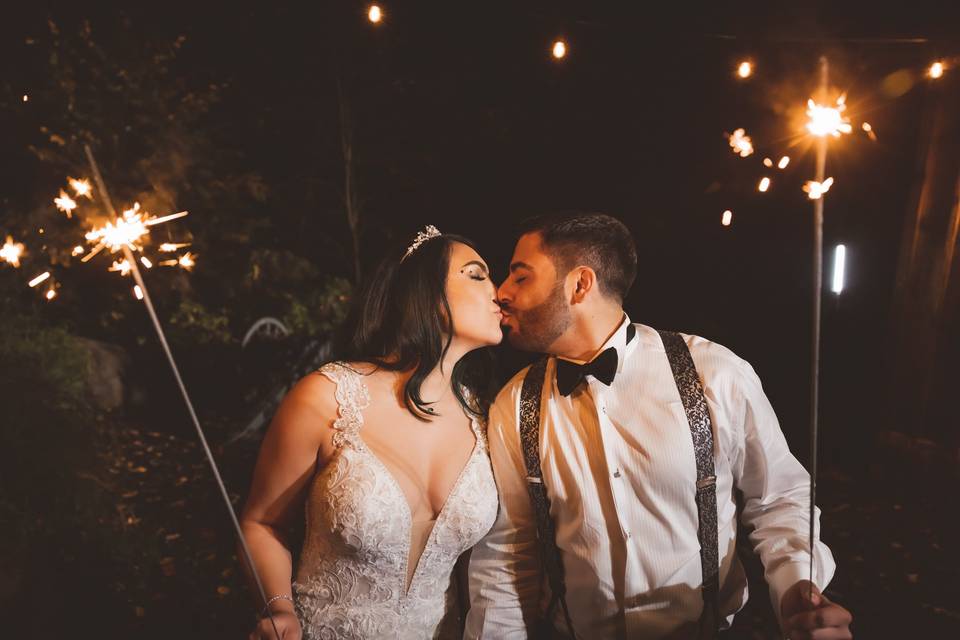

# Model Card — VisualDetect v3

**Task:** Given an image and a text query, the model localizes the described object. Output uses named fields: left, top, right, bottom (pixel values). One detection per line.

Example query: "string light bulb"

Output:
left=552, top=40, right=567, bottom=60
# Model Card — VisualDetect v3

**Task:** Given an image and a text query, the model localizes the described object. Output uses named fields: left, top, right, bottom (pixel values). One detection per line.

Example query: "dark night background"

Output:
left=1, top=1, right=958, bottom=638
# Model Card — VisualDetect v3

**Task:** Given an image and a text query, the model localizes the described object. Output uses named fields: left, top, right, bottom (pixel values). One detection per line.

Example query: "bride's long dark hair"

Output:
left=332, top=231, right=497, bottom=420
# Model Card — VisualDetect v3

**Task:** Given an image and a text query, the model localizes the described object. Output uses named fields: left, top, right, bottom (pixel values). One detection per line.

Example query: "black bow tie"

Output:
left=555, top=323, right=636, bottom=397
left=556, top=347, right=618, bottom=396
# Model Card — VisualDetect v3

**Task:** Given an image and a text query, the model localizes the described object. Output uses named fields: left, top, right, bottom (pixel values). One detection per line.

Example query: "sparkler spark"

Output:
left=737, top=61, right=753, bottom=79
left=367, top=4, right=382, bottom=24
left=140, top=256, right=153, bottom=269
left=722, top=210, right=733, bottom=226
left=1, top=235, right=25, bottom=267
left=763, top=157, right=773, bottom=167
left=778, top=155, right=791, bottom=169
left=109, top=259, right=133, bottom=276
left=69, top=178, right=93, bottom=199
left=159, top=242, right=191, bottom=252
left=862, top=122, right=877, bottom=141
left=22, top=94, right=29, bottom=102
left=72, top=245, right=84, bottom=256
left=134, top=285, right=144, bottom=300
left=928, top=61, right=945, bottom=79
left=45, top=288, right=57, bottom=301
left=728, top=128, right=754, bottom=157
left=806, top=96, right=852, bottom=138
left=160, top=251, right=197, bottom=270
left=28, top=271, right=50, bottom=287
left=54, top=190, right=78, bottom=217
left=758, top=177, right=771, bottom=192
left=803, top=177, right=834, bottom=200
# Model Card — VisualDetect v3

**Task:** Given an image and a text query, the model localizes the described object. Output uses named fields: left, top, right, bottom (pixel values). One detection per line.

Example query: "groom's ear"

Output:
left=570, top=266, right=597, bottom=303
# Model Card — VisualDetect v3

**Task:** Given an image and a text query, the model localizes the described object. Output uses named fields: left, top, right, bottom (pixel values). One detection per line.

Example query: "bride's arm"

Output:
left=238, top=374, right=338, bottom=627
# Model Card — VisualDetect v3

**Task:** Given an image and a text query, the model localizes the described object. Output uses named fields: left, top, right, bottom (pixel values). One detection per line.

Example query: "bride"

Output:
left=241, top=226, right=503, bottom=639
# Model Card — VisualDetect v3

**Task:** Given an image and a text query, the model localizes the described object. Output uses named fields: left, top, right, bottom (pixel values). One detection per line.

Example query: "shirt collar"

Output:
left=556, top=313, right=635, bottom=374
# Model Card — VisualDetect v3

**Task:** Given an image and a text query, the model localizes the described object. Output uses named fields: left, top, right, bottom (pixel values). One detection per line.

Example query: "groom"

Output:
left=465, top=213, right=852, bottom=639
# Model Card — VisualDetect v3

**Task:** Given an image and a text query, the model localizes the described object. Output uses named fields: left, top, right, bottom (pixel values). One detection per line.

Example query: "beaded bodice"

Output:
left=293, top=362, right=498, bottom=639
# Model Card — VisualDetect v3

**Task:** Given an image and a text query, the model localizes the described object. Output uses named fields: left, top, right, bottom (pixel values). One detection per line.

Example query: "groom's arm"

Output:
left=464, top=386, right=542, bottom=639
left=724, top=355, right=838, bottom=625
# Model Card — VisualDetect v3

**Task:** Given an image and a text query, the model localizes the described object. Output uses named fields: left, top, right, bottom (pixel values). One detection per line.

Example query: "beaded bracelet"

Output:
left=262, top=594, right=294, bottom=617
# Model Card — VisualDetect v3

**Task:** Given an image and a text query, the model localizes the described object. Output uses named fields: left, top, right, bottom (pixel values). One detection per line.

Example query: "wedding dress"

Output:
left=293, top=362, right=498, bottom=639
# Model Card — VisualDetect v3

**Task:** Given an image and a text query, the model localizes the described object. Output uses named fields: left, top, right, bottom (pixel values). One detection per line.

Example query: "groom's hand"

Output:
left=780, top=580, right=852, bottom=639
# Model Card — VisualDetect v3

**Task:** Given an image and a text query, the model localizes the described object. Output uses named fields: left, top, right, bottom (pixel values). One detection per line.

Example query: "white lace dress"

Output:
left=293, top=362, right=499, bottom=639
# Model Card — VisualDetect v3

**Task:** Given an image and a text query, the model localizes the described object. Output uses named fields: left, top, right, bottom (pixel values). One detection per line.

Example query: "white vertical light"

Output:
left=831, top=244, right=846, bottom=294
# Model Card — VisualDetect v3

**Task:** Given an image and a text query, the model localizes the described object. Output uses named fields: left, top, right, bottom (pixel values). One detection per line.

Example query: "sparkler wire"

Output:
left=808, top=57, right=828, bottom=603
left=83, top=145, right=281, bottom=640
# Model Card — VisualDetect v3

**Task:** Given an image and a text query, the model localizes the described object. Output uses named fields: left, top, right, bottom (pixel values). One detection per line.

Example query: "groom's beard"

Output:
left=504, top=281, right=572, bottom=353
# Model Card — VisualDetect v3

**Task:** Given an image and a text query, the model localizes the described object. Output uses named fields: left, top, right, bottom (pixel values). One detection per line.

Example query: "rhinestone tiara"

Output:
left=401, top=225, right=442, bottom=262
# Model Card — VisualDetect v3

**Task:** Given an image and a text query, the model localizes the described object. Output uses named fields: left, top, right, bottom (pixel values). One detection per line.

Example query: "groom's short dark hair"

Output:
left=517, top=212, right=637, bottom=302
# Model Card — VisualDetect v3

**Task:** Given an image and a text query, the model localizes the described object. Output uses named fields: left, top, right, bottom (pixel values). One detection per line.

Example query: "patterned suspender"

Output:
left=519, top=357, right=577, bottom=639
left=518, top=330, right=720, bottom=639
left=658, top=330, right=721, bottom=639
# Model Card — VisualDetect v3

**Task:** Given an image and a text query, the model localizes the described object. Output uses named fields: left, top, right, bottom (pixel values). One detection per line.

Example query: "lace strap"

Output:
left=317, top=362, right=371, bottom=448
left=460, top=385, right=489, bottom=451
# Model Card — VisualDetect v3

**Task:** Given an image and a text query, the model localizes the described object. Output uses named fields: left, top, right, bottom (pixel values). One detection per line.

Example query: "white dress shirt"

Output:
left=465, top=316, right=835, bottom=639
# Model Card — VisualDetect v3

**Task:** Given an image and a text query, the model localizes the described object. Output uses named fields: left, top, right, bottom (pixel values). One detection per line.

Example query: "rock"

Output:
left=76, top=337, right=130, bottom=411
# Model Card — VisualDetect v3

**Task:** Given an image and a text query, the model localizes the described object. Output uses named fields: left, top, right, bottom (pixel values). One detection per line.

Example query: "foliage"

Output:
left=168, top=299, right=233, bottom=346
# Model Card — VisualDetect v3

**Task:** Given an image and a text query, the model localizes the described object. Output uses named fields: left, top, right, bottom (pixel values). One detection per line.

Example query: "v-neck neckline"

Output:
left=350, top=374, right=481, bottom=597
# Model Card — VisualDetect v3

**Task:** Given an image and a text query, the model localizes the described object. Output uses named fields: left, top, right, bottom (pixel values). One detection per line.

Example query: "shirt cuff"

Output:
left=766, top=560, right=822, bottom=628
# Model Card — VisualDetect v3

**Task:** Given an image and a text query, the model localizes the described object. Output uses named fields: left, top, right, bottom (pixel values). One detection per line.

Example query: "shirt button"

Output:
left=625, top=532, right=632, bottom=539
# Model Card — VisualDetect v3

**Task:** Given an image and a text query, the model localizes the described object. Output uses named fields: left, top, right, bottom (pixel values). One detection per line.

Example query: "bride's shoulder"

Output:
left=314, top=360, right=383, bottom=389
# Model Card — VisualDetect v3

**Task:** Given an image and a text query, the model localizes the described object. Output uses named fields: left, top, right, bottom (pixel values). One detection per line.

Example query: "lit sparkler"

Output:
left=81, top=203, right=189, bottom=263
left=805, top=95, right=852, bottom=138
left=728, top=128, right=754, bottom=157
left=1, top=235, right=25, bottom=267
left=80, top=143, right=278, bottom=639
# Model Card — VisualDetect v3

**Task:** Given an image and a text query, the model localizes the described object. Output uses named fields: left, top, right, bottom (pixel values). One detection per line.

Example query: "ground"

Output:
left=6, top=416, right=958, bottom=639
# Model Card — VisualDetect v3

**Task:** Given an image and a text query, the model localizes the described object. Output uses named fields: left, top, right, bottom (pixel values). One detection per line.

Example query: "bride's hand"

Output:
left=248, top=611, right=302, bottom=640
